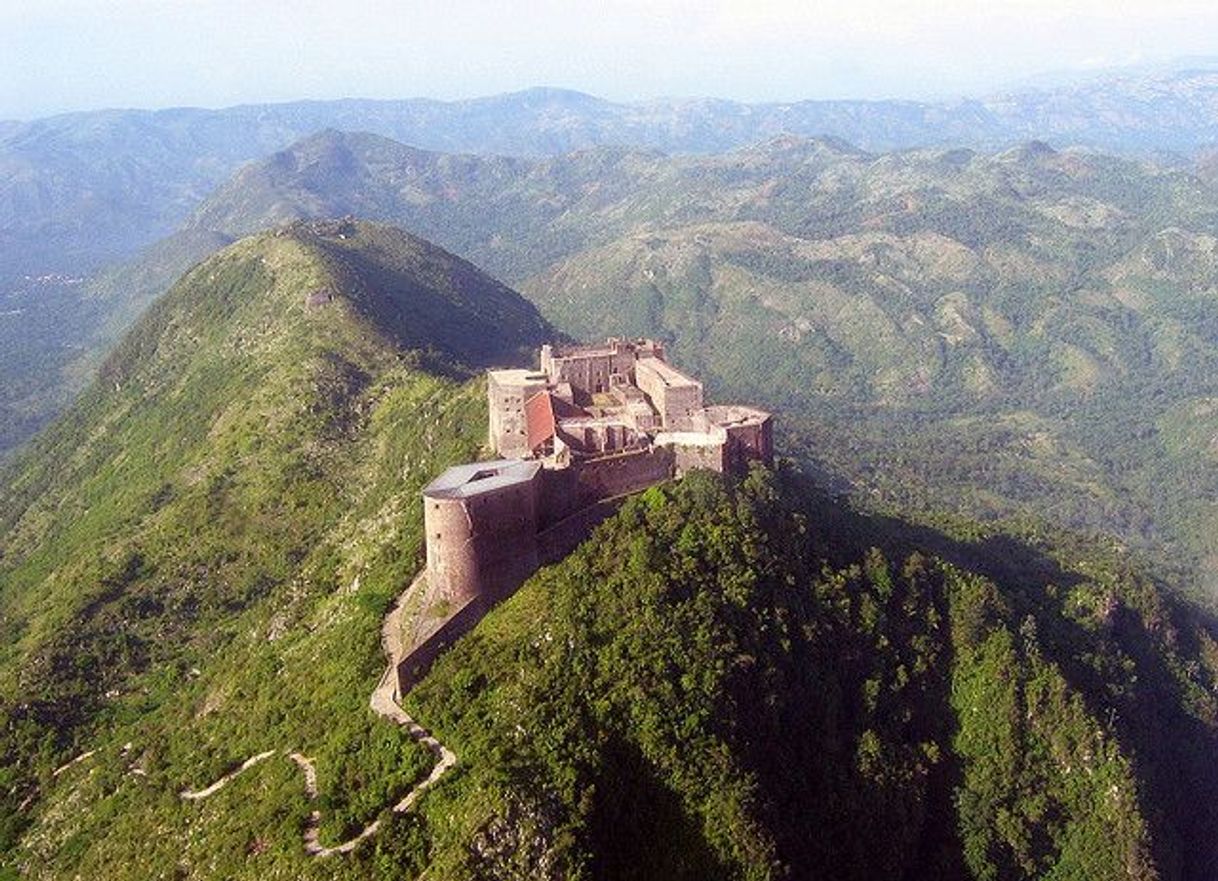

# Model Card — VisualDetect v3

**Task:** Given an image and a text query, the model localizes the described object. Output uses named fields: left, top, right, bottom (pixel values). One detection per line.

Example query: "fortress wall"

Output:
left=634, top=361, right=704, bottom=430
left=399, top=489, right=643, bottom=697
left=537, top=497, right=628, bottom=565
left=673, top=441, right=727, bottom=475
left=423, top=475, right=540, bottom=605
left=573, top=446, right=675, bottom=503
left=400, top=494, right=632, bottom=696
left=538, top=465, right=583, bottom=527
left=724, top=417, right=775, bottom=470
left=396, top=594, right=488, bottom=695
left=553, top=354, right=612, bottom=396
left=488, top=372, right=548, bottom=457
left=544, top=343, right=639, bottom=396
left=423, top=497, right=481, bottom=605
left=666, top=384, right=705, bottom=430
left=464, top=479, right=540, bottom=600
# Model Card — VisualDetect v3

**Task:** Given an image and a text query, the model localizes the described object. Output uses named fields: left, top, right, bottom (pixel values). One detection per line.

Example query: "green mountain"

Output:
left=15, top=127, right=1218, bottom=586
left=158, top=131, right=1218, bottom=588
left=0, top=219, right=549, bottom=877
left=3, top=217, right=1218, bottom=880
left=401, top=469, right=1218, bottom=880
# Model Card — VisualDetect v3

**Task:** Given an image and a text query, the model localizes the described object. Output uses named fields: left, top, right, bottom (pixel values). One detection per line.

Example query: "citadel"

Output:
left=396, top=339, right=773, bottom=690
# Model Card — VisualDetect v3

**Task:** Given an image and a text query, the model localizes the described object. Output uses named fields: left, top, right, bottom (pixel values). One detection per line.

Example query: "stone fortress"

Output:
left=396, top=339, right=772, bottom=691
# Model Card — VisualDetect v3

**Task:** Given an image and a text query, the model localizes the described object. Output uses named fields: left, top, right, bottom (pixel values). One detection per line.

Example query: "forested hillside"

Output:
left=149, top=130, right=1218, bottom=588
left=0, top=229, right=232, bottom=458
left=401, top=468, right=1218, bottom=880
left=0, top=220, right=548, bottom=878
left=11, top=434, right=1218, bottom=877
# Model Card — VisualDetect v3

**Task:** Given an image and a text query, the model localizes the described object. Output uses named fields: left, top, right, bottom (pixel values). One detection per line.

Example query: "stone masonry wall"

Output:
left=396, top=594, right=487, bottom=694
left=488, top=372, right=549, bottom=458
left=423, top=477, right=540, bottom=607
left=673, top=441, right=727, bottom=475
left=422, top=496, right=480, bottom=605
left=572, top=446, right=675, bottom=503
left=723, top=418, right=775, bottom=471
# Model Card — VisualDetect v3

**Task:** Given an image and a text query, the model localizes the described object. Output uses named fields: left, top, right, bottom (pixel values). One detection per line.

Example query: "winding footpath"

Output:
left=178, top=751, right=276, bottom=800
left=176, top=572, right=457, bottom=857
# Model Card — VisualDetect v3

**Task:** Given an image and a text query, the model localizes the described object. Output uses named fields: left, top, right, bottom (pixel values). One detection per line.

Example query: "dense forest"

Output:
left=4, top=221, right=1218, bottom=878
left=401, top=467, right=1218, bottom=879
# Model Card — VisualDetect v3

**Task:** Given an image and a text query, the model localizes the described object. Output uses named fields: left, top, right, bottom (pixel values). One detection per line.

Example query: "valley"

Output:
left=7, top=54, right=1218, bottom=880
left=10, top=127, right=1218, bottom=590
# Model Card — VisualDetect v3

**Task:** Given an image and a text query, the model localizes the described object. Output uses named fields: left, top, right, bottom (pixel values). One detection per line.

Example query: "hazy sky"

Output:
left=4, top=0, right=1218, bottom=120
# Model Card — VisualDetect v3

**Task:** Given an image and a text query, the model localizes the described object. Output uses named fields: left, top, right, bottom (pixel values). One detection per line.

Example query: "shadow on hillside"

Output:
left=787, top=468, right=1218, bottom=879
left=298, top=221, right=551, bottom=374
left=586, top=735, right=733, bottom=881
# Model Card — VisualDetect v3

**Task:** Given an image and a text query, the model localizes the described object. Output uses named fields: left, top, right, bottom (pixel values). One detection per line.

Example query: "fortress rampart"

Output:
left=421, top=460, right=541, bottom=607
left=396, top=338, right=774, bottom=693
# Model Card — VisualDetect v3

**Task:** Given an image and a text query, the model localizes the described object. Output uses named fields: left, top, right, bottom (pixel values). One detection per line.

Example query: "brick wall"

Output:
left=395, top=594, right=488, bottom=694
left=573, top=446, right=674, bottom=503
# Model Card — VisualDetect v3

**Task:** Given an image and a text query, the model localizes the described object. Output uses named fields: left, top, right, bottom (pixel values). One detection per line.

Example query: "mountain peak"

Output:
left=494, top=86, right=607, bottom=108
left=100, top=220, right=549, bottom=390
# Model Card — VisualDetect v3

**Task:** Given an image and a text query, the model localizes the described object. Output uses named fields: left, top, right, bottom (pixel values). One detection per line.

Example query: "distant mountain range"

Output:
left=4, top=64, right=1218, bottom=285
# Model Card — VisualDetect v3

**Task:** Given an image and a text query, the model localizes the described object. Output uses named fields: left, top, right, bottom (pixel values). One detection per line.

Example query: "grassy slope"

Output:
left=21, top=458, right=1218, bottom=880
left=0, top=220, right=548, bottom=879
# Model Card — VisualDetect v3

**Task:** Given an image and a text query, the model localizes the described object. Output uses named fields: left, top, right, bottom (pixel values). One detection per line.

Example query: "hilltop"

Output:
left=3, top=218, right=1218, bottom=879
left=58, top=129, right=1218, bottom=590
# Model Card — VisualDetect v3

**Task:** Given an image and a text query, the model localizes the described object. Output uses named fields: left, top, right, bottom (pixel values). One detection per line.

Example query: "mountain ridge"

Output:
left=0, top=219, right=556, bottom=876
left=5, top=217, right=1218, bottom=880
left=6, top=64, right=1218, bottom=287
left=169, top=128, right=1218, bottom=589
left=13, top=127, right=1218, bottom=589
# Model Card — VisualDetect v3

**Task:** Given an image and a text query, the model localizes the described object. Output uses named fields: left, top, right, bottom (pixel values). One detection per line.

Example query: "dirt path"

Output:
left=178, top=571, right=457, bottom=857
left=179, top=750, right=276, bottom=800
left=52, top=749, right=97, bottom=779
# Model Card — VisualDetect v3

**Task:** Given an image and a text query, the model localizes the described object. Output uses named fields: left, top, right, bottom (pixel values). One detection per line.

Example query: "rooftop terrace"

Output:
left=704, top=404, right=771, bottom=427
left=423, top=459, right=542, bottom=500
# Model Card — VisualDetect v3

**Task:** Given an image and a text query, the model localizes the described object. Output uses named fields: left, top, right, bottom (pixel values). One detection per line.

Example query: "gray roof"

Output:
left=423, top=459, right=542, bottom=500
left=635, top=357, right=701, bottom=388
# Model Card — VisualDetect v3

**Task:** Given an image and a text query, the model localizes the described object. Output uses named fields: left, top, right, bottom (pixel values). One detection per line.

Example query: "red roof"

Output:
left=524, top=391, right=557, bottom=451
